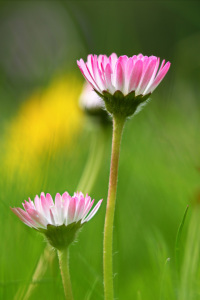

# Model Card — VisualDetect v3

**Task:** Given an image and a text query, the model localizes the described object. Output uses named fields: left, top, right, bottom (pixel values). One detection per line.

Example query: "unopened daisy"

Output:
left=77, top=53, right=170, bottom=117
left=79, top=82, right=111, bottom=125
left=79, top=82, right=104, bottom=112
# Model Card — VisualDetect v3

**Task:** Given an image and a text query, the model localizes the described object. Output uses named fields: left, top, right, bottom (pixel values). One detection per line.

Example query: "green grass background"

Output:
left=0, top=1, right=200, bottom=299
left=1, top=98, right=200, bottom=299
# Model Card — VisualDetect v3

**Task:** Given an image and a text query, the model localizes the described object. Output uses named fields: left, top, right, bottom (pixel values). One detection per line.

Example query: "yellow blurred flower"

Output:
left=4, top=75, right=83, bottom=174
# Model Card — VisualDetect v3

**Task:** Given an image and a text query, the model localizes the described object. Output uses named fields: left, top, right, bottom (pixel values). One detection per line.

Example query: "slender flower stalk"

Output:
left=78, top=82, right=111, bottom=193
left=77, top=52, right=170, bottom=300
left=103, top=115, right=125, bottom=300
left=57, top=248, right=73, bottom=300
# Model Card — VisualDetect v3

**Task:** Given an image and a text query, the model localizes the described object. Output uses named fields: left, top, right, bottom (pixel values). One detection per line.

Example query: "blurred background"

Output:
left=0, top=1, right=200, bottom=299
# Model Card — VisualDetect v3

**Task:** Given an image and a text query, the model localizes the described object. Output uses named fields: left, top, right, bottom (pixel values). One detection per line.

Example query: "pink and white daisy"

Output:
left=11, top=191, right=102, bottom=230
left=11, top=192, right=102, bottom=249
left=77, top=53, right=170, bottom=97
left=77, top=53, right=170, bottom=117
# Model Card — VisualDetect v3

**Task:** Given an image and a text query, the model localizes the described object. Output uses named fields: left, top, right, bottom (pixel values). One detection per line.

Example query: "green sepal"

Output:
left=37, top=221, right=84, bottom=250
left=95, top=89, right=151, bottom=118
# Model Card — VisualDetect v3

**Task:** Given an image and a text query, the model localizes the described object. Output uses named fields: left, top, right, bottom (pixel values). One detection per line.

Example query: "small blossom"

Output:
left=79, top=82, right=111, bottom=125
left=79, top=82, right=104, bottom=111
left=77, top=53, right=170, bottom=117
left=11, top=192, right=103, bottom=249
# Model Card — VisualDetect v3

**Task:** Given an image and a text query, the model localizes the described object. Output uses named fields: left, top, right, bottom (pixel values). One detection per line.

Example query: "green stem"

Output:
left=103, top=115, right=126, bottom=300
left=14, top=244, right=54, bottom=300
left=77, top=127, right=106, bottom=194
left=57, top=248, right=74, bottom=300
left=175, top=205, right=189, bottom=273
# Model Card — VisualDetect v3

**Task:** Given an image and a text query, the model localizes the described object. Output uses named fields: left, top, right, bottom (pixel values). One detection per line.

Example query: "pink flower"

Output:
left=11, top=192, right=103, bottom=229
left=77, top=53, right=170, bottom=97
